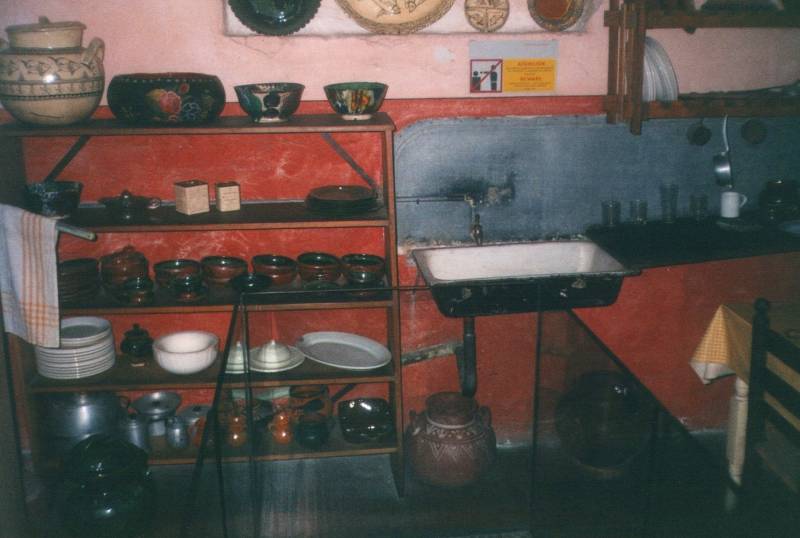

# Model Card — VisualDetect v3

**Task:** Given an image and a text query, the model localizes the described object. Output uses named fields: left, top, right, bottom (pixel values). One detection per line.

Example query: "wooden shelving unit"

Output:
left=0, top=112, right=405, bottom=495
left=605, top=1, right=800, bottom=133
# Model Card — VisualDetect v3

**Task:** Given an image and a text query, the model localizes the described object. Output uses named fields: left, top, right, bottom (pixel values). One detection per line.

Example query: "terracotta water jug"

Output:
left=406, top=391, right=496, bottom=487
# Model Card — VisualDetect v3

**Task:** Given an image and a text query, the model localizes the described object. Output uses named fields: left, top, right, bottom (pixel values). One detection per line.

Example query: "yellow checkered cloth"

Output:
left=691, top=303, right=800, bottom=430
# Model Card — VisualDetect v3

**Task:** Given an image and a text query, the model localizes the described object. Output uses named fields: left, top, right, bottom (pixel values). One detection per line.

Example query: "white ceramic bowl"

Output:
left=153, top=331, right=218, bottom=375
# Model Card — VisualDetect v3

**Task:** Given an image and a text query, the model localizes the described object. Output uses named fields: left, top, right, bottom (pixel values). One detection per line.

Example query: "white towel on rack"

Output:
left=0, top=204, right=60, bottom=347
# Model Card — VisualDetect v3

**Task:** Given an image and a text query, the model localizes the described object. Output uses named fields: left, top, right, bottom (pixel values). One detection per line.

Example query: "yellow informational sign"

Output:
left=469, top=40, right=558, bottom=95
left=503, top=58, right=556, bottom=92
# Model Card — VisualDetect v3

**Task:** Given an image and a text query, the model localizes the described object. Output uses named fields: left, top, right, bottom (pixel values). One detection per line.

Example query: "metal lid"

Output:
left=63, top=434, right=147, bottom=482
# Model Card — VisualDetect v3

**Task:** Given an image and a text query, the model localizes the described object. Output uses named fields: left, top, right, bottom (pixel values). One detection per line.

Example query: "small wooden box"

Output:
left=174, top=180, right=210, bottom=215
left=215, top=181, right=241, bottom=212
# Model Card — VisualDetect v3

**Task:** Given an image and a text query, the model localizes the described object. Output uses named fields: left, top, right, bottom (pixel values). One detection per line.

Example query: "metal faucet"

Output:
left=471, top=213, right=484, bottom=246
left=465, top=194, right=484, bottom=246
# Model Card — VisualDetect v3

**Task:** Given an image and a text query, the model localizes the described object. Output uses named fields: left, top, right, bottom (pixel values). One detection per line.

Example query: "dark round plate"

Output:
left=305, top=185, right=379, bottom=215
left=229, top=0, right=322, bottom=36
left=527, top=0, right=585, bottom=32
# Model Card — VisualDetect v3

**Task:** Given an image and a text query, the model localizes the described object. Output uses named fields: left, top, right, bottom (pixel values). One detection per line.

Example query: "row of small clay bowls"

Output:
left=59, top=249, right=386, bottom=306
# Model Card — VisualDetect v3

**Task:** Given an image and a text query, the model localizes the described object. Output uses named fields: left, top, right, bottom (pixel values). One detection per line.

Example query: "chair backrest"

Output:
left=742, top=298, right=800, bottom=494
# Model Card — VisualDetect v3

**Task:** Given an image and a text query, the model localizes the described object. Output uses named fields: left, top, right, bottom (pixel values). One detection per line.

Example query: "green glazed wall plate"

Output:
left=229, top=0, right=322, bottom=36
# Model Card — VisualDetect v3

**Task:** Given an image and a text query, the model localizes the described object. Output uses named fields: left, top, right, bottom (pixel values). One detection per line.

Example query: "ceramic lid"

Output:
left=63, top=434, right=148, bottom=482
left=425, top=392, right=478, bottom=426
left=6, top=18, right=86, bottom=35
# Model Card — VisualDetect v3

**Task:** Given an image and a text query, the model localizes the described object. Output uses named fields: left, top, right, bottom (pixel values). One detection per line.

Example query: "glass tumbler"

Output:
left=660, top=183, right=679, bottom=223
left=629, top=200, right=648, bottom=225
left=601, top=200, right=621, bottom=227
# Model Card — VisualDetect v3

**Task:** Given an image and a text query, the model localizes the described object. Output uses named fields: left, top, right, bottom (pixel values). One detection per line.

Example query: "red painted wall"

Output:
left=14, top=96, right=800, bottom=445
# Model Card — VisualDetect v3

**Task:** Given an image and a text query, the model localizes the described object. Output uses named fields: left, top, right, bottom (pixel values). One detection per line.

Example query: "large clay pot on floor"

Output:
left=0, top=17, right=104, bottom=125
left=406, top=391, right=496, bottom=487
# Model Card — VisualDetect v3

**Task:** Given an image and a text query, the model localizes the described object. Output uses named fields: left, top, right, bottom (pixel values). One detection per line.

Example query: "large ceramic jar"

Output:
left=406, top=391, right=496, bottom=487
left=58, top=435, right=156, bottom=538
left=0, top=17, right=104, bottom=125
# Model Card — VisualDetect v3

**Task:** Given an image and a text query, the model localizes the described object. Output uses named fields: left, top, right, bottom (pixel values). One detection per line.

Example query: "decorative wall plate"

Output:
left=228, top=0, right=322, bottom=36
left=335, top=0, right=456, bottom=34
left=527, top=0, right=585, bottom=32
left=464, top=0, right=509, bottom=33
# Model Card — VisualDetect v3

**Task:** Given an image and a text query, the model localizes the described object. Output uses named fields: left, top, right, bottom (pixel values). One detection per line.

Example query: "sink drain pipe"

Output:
left=459, top=317, right=477, bottom=397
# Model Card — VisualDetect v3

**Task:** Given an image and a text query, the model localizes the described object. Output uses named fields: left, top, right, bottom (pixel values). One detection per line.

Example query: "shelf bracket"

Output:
left=320, top=133, right=379, bottom=194
left=41, top=135, right=91, bottom=183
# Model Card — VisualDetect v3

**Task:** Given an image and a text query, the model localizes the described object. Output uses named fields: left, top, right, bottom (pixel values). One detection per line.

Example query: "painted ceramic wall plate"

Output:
left=464, top=0, right=509, bottom=33
left=335, top=0, right=456, bottom=34
left=228, top=0, right=322, bottom=36
left=527, top=0, right=585, bottom=31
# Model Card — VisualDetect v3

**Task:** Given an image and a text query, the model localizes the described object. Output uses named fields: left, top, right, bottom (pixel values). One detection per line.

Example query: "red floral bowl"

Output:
left=107, top=73, right=225, bottom=125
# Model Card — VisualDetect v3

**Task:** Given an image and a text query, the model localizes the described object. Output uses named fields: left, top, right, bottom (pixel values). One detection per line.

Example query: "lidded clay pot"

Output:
left=406, top=391, right=496, bottom=487
left=0, top=17, right=104, bottom=125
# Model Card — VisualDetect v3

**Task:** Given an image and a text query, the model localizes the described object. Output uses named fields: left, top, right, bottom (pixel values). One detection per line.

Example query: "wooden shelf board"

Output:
left=605, top=8, right=800, bottom=29
left=61, top=281, right=393, bottom=315
left=643, top=95, right=800, bottom=119
left=604, top=94, right=800, bottom=121
left=29, top=356, right=396, bottom=394
left=65, top=202, right=389, bottom=232
left=647, top=11, right=800, bottom=29
left=0, top=113, right=396, bottom=137
left=147, top=427, right=397, bottom=466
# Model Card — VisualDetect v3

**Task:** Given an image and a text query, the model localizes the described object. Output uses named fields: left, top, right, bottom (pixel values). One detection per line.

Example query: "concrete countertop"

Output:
left=585, top=214, right=800, bottom=270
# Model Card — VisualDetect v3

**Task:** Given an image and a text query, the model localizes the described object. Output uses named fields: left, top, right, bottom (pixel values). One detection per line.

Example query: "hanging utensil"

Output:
left=713, top=116, right=733, bottom=187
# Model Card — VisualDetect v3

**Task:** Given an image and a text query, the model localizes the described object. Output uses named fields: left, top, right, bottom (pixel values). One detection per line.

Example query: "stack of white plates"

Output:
left=35, top=317, right=115, bottom=380
left=642, top=37, right=678, bottom=103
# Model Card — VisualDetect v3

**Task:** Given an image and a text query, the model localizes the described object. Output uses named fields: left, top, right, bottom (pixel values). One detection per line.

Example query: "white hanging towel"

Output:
left=0, top=204, right=60, bottom=347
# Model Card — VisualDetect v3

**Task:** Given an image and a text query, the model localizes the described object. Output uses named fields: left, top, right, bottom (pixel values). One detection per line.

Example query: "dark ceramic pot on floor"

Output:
left=57, top=434, right=156, bottom=538
left=406, top=391, right=496, bottom=487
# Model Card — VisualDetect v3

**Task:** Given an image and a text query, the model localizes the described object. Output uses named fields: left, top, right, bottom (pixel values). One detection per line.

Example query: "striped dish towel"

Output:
left=0, top=204, right=60, bottom=348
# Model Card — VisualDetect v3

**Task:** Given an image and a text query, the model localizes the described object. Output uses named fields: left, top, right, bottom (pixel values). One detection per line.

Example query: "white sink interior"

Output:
left=413, top=240, right=631, bottom=285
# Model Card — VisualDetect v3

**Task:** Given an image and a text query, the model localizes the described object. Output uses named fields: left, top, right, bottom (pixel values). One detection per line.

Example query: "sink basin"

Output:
left=412, top=240, right=638, bottom=317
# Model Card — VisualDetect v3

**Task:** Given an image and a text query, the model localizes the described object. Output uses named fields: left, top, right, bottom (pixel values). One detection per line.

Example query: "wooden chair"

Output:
left=741, top=298, right=800, bottom=496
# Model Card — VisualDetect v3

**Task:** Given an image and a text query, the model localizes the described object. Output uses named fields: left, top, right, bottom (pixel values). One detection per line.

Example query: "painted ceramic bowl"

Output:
left=234, top=83, right=304, bottom=123
left=323, top=82, right=388, bottom=121
left=251, top=254, right=298, bottom=287
left=297, top=252, right=341, bottom=282
left=24, top=180, right=83, bottom=218
left=107, top=73, right=225, bottom=125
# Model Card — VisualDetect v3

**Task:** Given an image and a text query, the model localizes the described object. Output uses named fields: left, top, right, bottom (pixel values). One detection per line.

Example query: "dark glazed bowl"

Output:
left=171, top=274, right=207, bottom=303
left=107, top=73, right=225, bottom=125
left=251, top=254, right=298, bottom=287
left=235, top=83, right=304, bottom=123
left=230, top=272, right=271, bottom=293
left=337, top=398, right=393, bottom=444
left=323, top=82, right=388, bottom=121
left=297, top=252, right=341, bottom=282
left=201, top=256, right=248, bottom=287
left=25, top=180, right=83, bottom=218
left=341, top=254, right=385, bottom=286
left=294, top=412, right=330, bottom=449
left=119, top=276, right=155, bottom=306
left=100, top=246, right=148, bottom=289
left=153, top=259, right=202, bottom=288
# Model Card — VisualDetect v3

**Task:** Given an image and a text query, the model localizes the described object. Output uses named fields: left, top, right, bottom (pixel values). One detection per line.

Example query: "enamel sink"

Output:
left=412, top=240, right=638, bottom=317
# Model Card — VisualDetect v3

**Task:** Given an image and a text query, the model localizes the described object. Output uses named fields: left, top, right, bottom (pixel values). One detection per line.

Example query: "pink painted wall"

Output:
left=2, top=1, right=798, bottom=100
